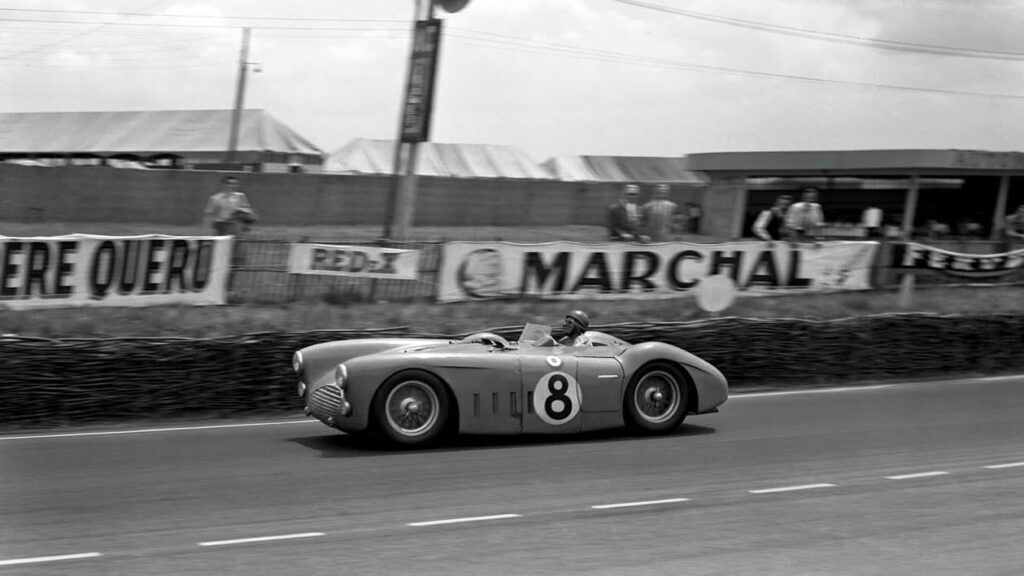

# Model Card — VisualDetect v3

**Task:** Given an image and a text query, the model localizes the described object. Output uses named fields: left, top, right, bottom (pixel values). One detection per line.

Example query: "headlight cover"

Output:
left=292, top=351, right=304, bottom=375
left=335, top=364, right=348, bottom=389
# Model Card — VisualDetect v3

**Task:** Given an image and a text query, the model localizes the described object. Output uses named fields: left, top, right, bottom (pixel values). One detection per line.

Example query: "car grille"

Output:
left=309, top=384, right=343, bottom=420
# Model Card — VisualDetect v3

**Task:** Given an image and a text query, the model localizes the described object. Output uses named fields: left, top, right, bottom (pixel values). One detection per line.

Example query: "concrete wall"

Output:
left=0, top=165, right=709, bottom=230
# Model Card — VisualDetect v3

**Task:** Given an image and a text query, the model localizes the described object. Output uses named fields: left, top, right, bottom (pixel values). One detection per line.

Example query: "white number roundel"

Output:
left=533, top=371, right=581, bottom=425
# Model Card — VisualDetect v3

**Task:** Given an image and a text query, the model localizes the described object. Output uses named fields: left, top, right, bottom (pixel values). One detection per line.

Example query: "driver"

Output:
left=559, top=310, right=592, bottom=347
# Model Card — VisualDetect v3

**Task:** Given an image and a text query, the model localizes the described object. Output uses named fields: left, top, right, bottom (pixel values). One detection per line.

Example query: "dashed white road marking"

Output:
left=0, top=419, right=316, bottom=441
left=198, top=532, right=325, bottom=547
left=885, top=471, right=949, bottom=480
left=0, top=552, right=102, bottom=566
left=749, top=483, right=836, bottom=494
left=407, top=514, right=521, bottom=527
left=984, top=462, right=1024, bottom=470
left=591, top=498, right=690, bottom=510
left=734, top=385, right=892, bottom=399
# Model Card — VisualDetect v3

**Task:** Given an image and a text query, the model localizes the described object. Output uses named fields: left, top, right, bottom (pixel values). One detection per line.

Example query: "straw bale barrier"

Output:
left=3, top=314, right=1022, bottom=427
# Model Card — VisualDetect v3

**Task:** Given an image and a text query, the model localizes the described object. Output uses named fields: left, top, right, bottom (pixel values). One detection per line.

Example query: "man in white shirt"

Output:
left=861, top=204, right=884, bottom=238
left=204, top=175, right=256, bottom=236
left=642, top=184, right=680, bottom=242
left=784, top=188, right=825, bottom=241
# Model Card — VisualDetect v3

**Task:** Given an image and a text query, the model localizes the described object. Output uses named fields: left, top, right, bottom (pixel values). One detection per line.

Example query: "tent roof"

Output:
left=325, top=138, right=553, bottom=179
left=0, top=109, right=324, bottom=157
left=543, top=155, right=708, bottom=184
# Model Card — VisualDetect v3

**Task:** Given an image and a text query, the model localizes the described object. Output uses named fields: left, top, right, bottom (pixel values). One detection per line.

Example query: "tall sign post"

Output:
left=385, top=0, right=466, bottom=240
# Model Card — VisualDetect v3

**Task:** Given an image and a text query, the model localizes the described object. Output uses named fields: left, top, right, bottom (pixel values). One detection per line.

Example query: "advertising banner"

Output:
left=438, top=241, right=879, bottom=302
left=288, top=243, right=421, bottom=280
left=400, top=18, right=443, bottom=143
left=0, top=234, right=232, bottom=310
left=891, top=242, right=1024, bottom=279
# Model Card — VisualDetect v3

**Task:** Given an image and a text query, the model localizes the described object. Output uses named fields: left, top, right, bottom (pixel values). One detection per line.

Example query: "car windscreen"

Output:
left=518, top=322, right=552, bottom=344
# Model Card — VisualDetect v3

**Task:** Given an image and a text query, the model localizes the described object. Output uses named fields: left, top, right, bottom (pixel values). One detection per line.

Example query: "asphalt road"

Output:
left=2, top=375, right=1023, bottom=575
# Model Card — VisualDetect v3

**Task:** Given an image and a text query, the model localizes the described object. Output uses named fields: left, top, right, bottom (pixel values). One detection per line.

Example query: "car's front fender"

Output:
left=618, top=342, right=728, bottom=414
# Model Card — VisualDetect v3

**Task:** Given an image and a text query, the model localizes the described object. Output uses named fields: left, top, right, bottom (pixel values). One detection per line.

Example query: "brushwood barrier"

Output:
left=3, top=313, right=1023, bottom=428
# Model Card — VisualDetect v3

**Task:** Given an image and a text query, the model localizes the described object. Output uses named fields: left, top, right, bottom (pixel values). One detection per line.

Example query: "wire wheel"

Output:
left=385, top=380, right=440, bottom=437
left=633, top=370, right=681, bottom=424
left=625, top=363, right=689, bottom=433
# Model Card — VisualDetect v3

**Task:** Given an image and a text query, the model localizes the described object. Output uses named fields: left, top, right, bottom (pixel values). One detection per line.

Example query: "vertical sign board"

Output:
left=400, top=18, right=443, bottom=143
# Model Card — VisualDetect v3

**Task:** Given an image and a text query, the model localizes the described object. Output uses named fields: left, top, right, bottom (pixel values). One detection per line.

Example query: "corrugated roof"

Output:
left=324, top=138, right=553, bottom=179
left=542, top=155, right=708, bottom=184
left=0, top=109, right=324, bottom=157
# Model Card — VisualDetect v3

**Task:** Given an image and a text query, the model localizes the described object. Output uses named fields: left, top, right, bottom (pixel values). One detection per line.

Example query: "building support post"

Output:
left=898, top=174, right=920, bottom=308
left=991, top=174, right=1009, bottom=240
left=730, top=176, right=748, bottom=239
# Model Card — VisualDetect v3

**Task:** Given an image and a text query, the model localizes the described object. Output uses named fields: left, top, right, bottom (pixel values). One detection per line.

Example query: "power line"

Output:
left=610, top=0, right=1024, bottom=62
left=0, top=0, right=165, bottom=60
left=0, top=17, right=406, bottom=32
left=0, top=7, right=405, bottom=24
left=447, top=28, right=1024, bottom=100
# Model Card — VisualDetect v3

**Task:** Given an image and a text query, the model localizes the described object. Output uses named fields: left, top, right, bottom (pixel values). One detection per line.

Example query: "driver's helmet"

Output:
left=566, top=309, right=590, bottom=331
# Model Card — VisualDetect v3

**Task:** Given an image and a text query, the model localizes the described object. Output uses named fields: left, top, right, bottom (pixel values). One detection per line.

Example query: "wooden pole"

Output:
left=226, top=27, right=251, bottom=165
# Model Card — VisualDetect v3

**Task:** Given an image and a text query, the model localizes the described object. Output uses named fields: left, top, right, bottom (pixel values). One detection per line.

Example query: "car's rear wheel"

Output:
left=624, top=362, right=688, bottom=434
left=372, top=370, right=449, bottom=446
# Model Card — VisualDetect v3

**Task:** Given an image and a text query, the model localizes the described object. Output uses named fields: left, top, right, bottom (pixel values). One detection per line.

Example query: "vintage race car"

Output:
left=292, top=323, right=728, bottom=446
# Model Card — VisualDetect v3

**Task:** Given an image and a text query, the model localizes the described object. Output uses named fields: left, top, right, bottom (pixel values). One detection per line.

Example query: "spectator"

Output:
left=957, top=216, right=984, bottom=238
left=607, top=184, right=645, bottom=241
left=204, top=175, right=257, bottom=236
left=1006, top=204, right=1024, bottom=246
left=752, top=195, right=792, bottom=242
left=927, top=219, right=951, bottom=238
left=861, top=204, right=884, bottom=238
left=642, top=184, right=680, bottom=242
left=686, top=202, right=703, bottom=233
left=785, top=188, right=825, bottom=241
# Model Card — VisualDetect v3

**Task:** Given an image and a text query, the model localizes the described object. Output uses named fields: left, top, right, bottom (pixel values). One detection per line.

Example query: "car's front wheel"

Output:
left=624, top=362, right=689, bottom=434
left=372, top=370, right=449, bottom=446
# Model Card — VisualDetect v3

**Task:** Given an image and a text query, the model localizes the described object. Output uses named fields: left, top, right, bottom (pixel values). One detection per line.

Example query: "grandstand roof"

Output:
left=324, top=138, right=553, bottom=179
left=542, top=155, right=708, bottom=184
left=0, top=109, right=323, bottom=160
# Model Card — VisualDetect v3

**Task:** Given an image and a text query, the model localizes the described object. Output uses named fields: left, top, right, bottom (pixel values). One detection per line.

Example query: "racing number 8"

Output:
left=545, top=373, right=573, bottom=420
left=533, top=370, right=581, bottom=425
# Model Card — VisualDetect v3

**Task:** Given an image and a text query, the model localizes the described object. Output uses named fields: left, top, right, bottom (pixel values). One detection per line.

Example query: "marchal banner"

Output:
left=891, top=242, right=1024, bottom=278
left=438, top=241, right=879, bottom=302
left=0, top=234, right=232, bottom=310
left=288, top=243, right=421, bottom=280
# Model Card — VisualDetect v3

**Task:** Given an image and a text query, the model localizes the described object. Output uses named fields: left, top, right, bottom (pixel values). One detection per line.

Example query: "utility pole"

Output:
left=383, top=0, right=468, bottom=239
left=226, top=27, right=251, bottom=166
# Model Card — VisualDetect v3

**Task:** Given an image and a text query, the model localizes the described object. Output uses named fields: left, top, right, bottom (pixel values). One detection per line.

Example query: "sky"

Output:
left=2, top=0, right=1024, bottom=161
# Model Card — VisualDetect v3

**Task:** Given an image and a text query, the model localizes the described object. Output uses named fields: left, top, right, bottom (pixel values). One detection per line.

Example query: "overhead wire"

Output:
left=1, top=7, right=1021, bottom=99
left=609, top=0, right=1024, bottom=62
left=447, top=27, right=1024, bottom=100
left=0, top=0, right=165, bottom=60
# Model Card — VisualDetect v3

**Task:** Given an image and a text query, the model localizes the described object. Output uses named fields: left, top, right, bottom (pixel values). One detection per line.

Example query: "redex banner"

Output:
left=891, top=242, right=1024, bottom=278
left=0, top=235, right=232, bottom=310
left=439, top=241, right=879, bottom=302
left=288, top=243, right=420, bottom=280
